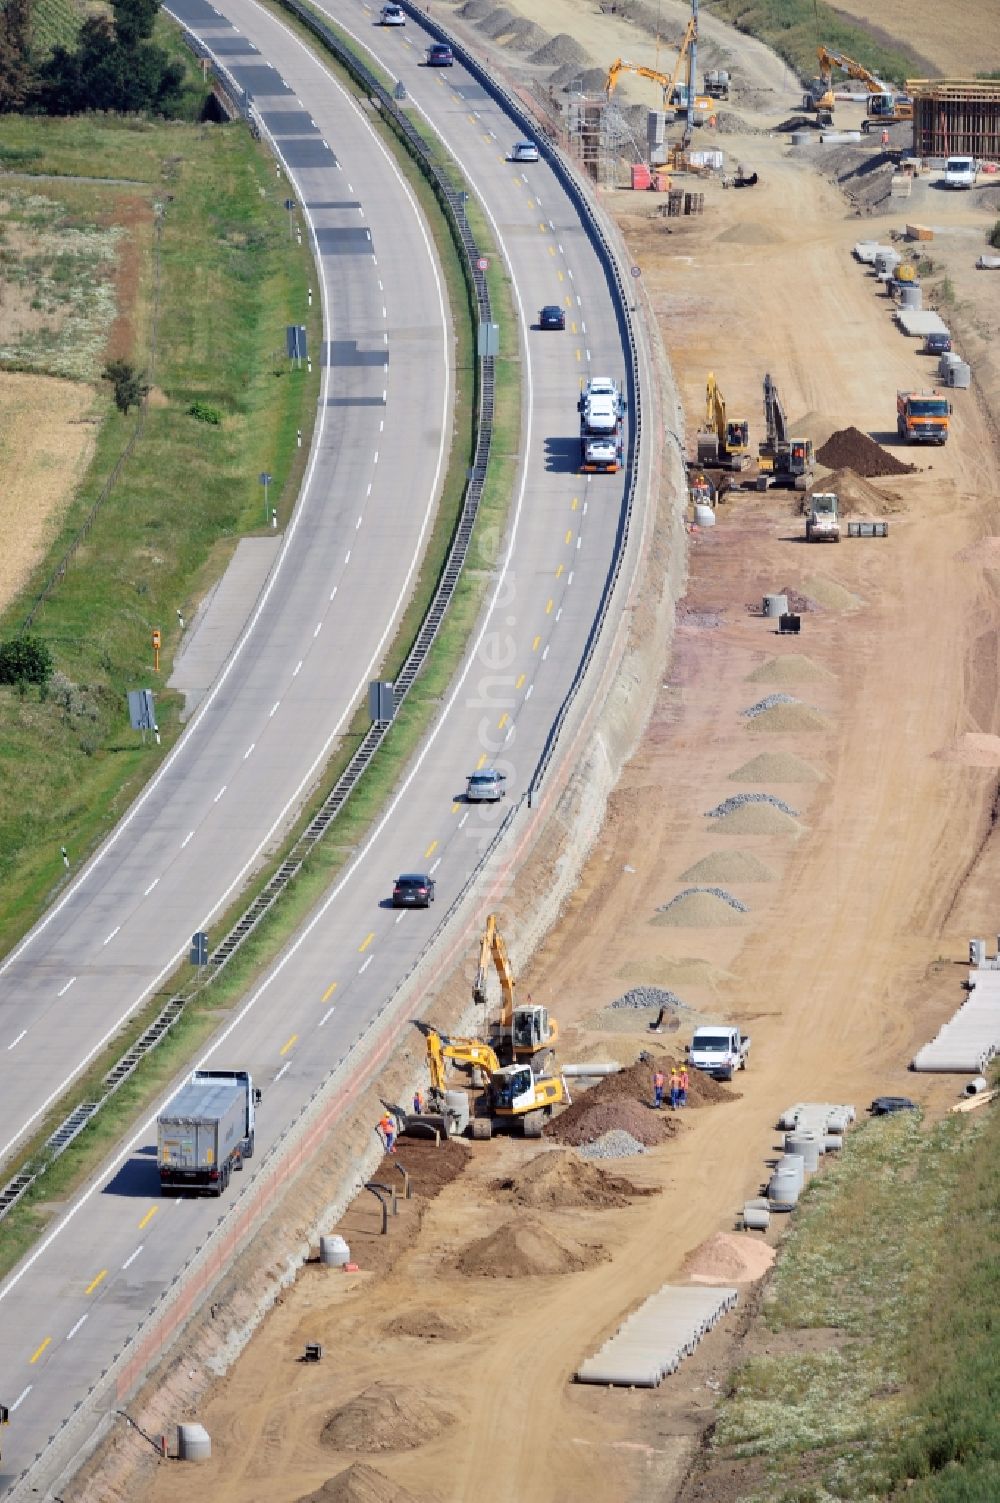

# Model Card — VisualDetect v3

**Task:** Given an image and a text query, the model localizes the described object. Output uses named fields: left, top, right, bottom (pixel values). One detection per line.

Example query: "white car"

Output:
left=379, top=3, right=405, bottom=24
left=511, top=141, right=539, bottom=163
left=466, top=768, right=506, bottom=803
left=943, top=155, right=976, bottom=189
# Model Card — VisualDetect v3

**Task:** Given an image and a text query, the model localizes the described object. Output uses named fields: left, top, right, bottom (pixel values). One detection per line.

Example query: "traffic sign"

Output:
left=630, top=264, right=641, bottom=278
left=476, top=256, right=489, bottom=271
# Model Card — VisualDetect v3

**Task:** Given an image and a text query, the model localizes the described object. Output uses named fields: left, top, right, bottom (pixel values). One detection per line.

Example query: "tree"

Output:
left=103, top=358, right=150, bottom=415
left=0, top=633, right=53, bottom=688
left=111, top=0, right=158, bottom=49
left=0, top=0, right=35, bottom=113
left=32, top=0, right=184, bottom=117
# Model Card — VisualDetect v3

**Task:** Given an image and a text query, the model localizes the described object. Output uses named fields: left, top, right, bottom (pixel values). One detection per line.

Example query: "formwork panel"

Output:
left=908, top=79, right=1000, bottom=160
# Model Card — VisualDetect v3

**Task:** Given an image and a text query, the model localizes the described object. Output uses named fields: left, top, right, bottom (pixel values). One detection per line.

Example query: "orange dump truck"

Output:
left=896, top=389, right=951, bottom=445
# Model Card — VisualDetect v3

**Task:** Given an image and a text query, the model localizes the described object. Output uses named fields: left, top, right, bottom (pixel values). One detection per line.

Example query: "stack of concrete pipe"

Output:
left=912, top=970, right=1000, bottom=1073
left=576, top=1285, right=739, bottom=1387
left=742, top=1103, right=856, bottom=1225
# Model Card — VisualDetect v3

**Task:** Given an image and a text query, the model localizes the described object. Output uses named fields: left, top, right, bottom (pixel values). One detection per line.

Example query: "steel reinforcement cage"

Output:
left=907, top=79, right=1000, bottom=161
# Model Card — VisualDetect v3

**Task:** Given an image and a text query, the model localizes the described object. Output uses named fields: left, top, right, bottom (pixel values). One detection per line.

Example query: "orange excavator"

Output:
left=803, top=47, right=911, bottom=131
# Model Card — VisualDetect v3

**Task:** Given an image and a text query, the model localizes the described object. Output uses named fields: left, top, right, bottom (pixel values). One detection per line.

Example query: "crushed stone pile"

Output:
left=550, top=1052, right=734, bottom=1149
left=705, top=802, right=802, bottom=835
left=746, top=654, right=831, bottom=685
left=659, top=885, right=747, bottom=914
left=801, top=574, right=862, bottom=612
left=455, top=1216, right=607, bottom=1278
left=744, top=694, right=797, bottom=719
left=729, top=750, right=822, bottom=783
left=805, top=465, right=904, bottom=515
left=479, top=7, right=517, bottom=39
left=935, top=732, right=1000, bottom=767
left=652, top=888, right=750, bottom=923
left=815, top=426, right=915, bottom=478
left=680, top=850, right=777, bottom=884
left=578, top=1130, right=648, bottom=1160
left=609, top=985, right=691, bottom=1011
left=531, top=32, right=586, bottom=67
left=381, top=1308, right=472, bottom=1343
left=459, top=0, right=494, bottom=16
left=506, top=16, right=547, bottom=49
left=682, top=1231, right=775, bottom=1285
left=747, top=703, right=830, bottom=735
left=706, top=792, right=798, bottom=818
left=491, top=1149, right=655, bottom=1209
left=322, top=1387, right=454, bottom=1455
left=297, top=1462, right=428, bottom=1503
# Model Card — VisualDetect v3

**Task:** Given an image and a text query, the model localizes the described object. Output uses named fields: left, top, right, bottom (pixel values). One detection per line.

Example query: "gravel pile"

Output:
left=748, top=703, right=829, bottom=734
left=531, top=32, right=586, bottom=68
left=743, top=694, right=798, bottom=719
left=706, top=802, right=802, bottom=834
left=680, top=850, right=777, bottom=884
left=609, top=985, right=690, bottom=1011
left=480, top=7, right=516, bottom=40
left=578, top=1130, right=648, bottom=1160
left=747, top=654, right=830, bottom=684
left=652, top=889, right=751, bottom=925
left=658, top=886, right=748, bottom=915
left=729, top=752, right=823, bottom=783
left=706, top=792, right=798, bottom=819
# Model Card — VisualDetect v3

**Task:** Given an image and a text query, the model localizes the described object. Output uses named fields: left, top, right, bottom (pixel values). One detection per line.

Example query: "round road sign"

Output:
left=630, top=264, right=641, bottom=278
left=476, top=256, right=489, bottom=271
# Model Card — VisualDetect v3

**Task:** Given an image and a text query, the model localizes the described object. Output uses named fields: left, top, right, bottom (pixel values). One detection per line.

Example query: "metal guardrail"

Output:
left=0, top=19, right=496, bottom=1227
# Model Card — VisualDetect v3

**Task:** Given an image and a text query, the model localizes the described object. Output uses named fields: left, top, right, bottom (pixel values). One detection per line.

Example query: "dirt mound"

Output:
left=455, top=1216, right=607, bottom=1278
left=298, top=1463, right=428, bottom=1503
left=679, top=849, right=777, bottom=883
left=681, top=1231, right=775, bottom=1285
left=549, top=1053, right=736, bottom=1149
left=716, top=221, right=781, bottom=245
left=322, top=1387, right=454, bottom=1455
left=935, top=732, right=1000, bottom=767
left=747, top=703, right=830, bottom=734
left=806, top=465, right=904, bottom=516
left=706, top=803, right=802, bottom=835
left=615, top=956, right=735, bottom=990
left=790, top=410, right=853, bottom=454
left=381, top=1308, right=472, bottom=1343
left=801, top=574, right=862, bottom=612
left=729, top=751, right=823, bottom=783
left=651, top=889, right=749, bottom=924
left=746, top=654, right=832, bottom=685
left=479, top=6, right=516, bottom=39
left=815, top=426, right=916, bottom=478
left=491, top=1149, right=654, bottom=1209
left=531, top=32, right=586, bottom=67
left=506, top=16, right=547, bottom=50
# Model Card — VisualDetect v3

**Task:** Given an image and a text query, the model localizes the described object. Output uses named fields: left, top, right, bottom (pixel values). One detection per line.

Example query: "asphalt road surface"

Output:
left=0, top=2, right=642, bottom=1489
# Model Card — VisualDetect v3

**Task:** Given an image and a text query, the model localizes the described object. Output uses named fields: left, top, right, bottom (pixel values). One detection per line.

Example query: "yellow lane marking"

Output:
left=424, top=839, right=438, bottom=858
left=321, top=981, right=338, bottom=1003
left=558, top=270, right=564, bottom=282
left=575, top=348, right=582, bottom=361
left=538, top=221, right=546, bottom=232
left=476, top=752, right=487, bottom=769
left=548, top=245, right=556, bottom=256
left=468, top=113, right=476, bottom=123
left=556, top=563, right=564, bottom=579
left=571, top=497, right=579, bottom=510
left=138, top=1206, right=158, bottom=1231
left=29, top=1337, right=51, bottom=1365
left=85, top=1269, right=107, bottom=1296
left=564, top=294, right=572, bottom=305
left=515, top=673, right=526, bottom=690
left=358, top=933, right=375, bottom=954
left=564, top=529, right=573, bottom=544
left=571, top=322, right=577, bottom=333
left=498, top=712, right=509, bottom=730
left=532, top=634, right=541, bottom=651
left=545, top=598, right=554, bottom=615
left=280, top=1033, right=298, bottom=1056
left=527, top=199, right=535, bottom=209
left=452, top=802, right=460, bottom=813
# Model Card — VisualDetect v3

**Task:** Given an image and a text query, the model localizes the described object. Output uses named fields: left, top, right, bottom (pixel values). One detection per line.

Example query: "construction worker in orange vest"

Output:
left=412, top=1089, right=424, bottom=1115
left=653, top=1069, right=666, bottom=1109
left=669, top=1068, right=680, bottom=1110
left=678, top=1066, right=689, bottom=1107
left=378, top=1112, right=396, bottom=1153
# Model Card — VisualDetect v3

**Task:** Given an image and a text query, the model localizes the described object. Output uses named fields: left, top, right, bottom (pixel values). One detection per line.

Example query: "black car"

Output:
left=869, top=1095, right=918, bottom=1116
left=539, top=304, right=566, bottom=330
left=924, top=330, right=952, bottom=355
left=392, top=873, right=436, bottom=908
left=426, top=43, right=454, bottom=66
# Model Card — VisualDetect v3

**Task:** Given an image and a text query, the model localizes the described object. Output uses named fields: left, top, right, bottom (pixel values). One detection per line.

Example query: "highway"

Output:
left=0, top=0, right=452, bottom=1168
left=0, top=2, right=644, bottom=1492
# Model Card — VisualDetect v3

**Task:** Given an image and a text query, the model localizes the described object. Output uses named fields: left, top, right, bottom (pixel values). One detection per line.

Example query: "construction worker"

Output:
left=669, top=1068, right=680, bottom=1110
left=378, top=1112, right=396, bottom=1154
left=678, top=1066, right=689, bottom=1108
left=412, top=1089, right=424, bottom=1115
left=653, top=1069, right=666, bottom=1109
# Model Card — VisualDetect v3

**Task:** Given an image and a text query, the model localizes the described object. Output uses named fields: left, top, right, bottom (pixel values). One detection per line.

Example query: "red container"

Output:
left=631, top=163, right=652, bottom=190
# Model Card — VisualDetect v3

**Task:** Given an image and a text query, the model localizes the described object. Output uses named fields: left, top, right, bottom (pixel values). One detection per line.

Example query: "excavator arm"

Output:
left=605, top=23, right=696, bottom=106
left=473, top=912, right=516, bottom=1030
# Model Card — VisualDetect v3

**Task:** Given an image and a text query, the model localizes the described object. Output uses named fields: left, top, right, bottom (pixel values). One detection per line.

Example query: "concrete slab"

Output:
left=169, top=537, right=280, bottom=717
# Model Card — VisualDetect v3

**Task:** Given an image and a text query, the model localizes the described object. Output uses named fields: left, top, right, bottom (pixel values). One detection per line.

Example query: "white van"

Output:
left=944, top=156, right=976, bottom=189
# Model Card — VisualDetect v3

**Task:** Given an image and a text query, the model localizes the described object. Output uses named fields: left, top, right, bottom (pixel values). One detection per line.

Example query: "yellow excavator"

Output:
left=696, top=373, right=750, bottom=470
left=605, top=27, right=711, bottom=122
left=473, top=913, right=558, bottom=1064
left=804, top=47, right=911, bottom=131
left=422, top=1026, right=568, bottom=1139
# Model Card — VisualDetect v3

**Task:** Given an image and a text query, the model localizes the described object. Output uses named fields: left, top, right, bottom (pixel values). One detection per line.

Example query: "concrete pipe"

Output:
left=965, top=1075, right=989, bottom=1096
left=563, top=1063, right=621, bottom=1077
left=824, top=1133, right=843, bottom=1152
left=319, top=1234, right=350, bottom=1267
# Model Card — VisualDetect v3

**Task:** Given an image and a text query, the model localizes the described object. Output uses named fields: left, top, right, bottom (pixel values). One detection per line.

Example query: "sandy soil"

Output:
left=0, top=372, right=99, bottom=611
left=823, top=0, right=989, bottom=79
left=129, top=14, right=1000, bottom=1503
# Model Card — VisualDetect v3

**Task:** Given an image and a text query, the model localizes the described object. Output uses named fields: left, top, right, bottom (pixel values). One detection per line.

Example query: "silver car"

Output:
left=380, top=3, right=405, bottom=23
left=511, top=141, right=539, bottom=163
left=466, top=769, right=506, bottom=803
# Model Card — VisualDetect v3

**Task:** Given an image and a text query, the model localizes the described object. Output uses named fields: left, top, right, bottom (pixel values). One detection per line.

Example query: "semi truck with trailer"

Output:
left=579, top=376, right=625, bottom=474
left=157, top=1069, right=260, bottom=1196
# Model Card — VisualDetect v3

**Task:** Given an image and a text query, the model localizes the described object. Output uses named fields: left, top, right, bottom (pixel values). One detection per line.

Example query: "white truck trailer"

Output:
left=157, top=1069, right=260, bottom=1196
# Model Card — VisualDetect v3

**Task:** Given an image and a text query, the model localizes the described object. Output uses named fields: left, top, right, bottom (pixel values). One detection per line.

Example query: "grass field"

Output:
left=700, top=1102, right=1000, bottom=1501
left=705, top=0, right=921, bottom=86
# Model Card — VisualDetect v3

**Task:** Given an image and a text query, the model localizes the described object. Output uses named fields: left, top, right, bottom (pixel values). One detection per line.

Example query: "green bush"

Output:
left=0, top=634, right=54, bottom=688
left=188, top=400, right=222, bottom=424
left=102, top=358, right=149, bottom=414
left=989, top=220, right=1000, bottom=251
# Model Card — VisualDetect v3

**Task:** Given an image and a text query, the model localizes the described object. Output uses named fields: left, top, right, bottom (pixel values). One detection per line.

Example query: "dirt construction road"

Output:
left=133, top=24, right=1000, bottom=1503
